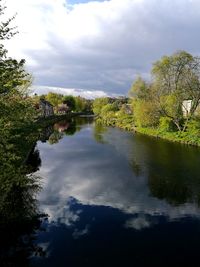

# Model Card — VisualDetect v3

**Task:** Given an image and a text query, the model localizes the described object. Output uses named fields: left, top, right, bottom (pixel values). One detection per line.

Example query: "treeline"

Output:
left=93, top=51, right=200, bottom=145
left=33, top=92, right=93, bottom=114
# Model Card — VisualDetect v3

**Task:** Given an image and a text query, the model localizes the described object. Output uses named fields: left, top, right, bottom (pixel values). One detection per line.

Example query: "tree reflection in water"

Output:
left=0, top=118, right=79, bottom=266
left=0, top=132, right=46, bottom=267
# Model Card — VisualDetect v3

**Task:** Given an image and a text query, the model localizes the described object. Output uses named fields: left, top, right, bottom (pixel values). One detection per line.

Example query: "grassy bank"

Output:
left=96, top=116, right=200, bottom=147
left=134, top=127, right=200, bottom=147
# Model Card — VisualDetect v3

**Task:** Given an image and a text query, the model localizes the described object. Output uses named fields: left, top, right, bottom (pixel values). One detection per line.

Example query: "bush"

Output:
left=133, top=99, right=160, bottom=127
left=186, top=119, right=200, bottom=136
left=159, top=117, right=174, bottom=132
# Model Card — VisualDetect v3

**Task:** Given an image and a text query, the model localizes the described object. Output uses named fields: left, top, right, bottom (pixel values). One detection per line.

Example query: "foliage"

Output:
left=133, top=99, right=160, bottom=127
left=159, top=117, right=174, bottom=132
left=63, top=95, right=76, bottom=110
left=152, top=51, right=200, bottom=131
left=46, top=92, right=63, bottom=110
left=91, top=51, right=200, bottom=146
left=186, top=119, right=200, bottom=137
left=0, top=0, right=35, bottom=133
left=92, top=97, right=109, bottom=115
left=128, top=76, right=149, bottom=100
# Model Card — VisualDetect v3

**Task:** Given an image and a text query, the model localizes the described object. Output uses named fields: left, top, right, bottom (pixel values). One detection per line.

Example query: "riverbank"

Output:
left=95, top=116, right=200, bottom=147
left=134, top=127, right=200, bottom=147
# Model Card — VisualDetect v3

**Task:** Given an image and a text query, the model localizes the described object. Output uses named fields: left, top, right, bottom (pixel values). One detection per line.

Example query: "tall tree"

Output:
left=45, top=92, right=63, bottom=111
left=0, top=0, right=31, bottom=96
left=63, top=95, right=76, bottom=110
left=0, top=0, right=34, bottom=131
left=92, top=97, right=109, bottom=115
left=128, top=76, right=150, bottom=100
left=152, top=51, right=200, bottom=131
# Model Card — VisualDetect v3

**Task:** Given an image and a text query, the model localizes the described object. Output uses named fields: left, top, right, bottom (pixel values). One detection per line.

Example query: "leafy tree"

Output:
left=101, top=102, right=119, bottom=115
left=133, top=99, right=160, bottom=127
left=128, top=76, right=150, bottom=100
left=74, top=96, right=93, bottom=113
left=128, top=76, right=159, bottom=127
left=63, top=95, right=76, bottom=110
left=0, top=0, right=35, bottom=133
left=92, top=97, right=109, bottom=115
left=152, top=51, right=200, bottom=131
left=74, top=96, right=85, bottom=112
left=0, top=1, right=31, bottom=96
left=46, top=92, right=63, bottom=111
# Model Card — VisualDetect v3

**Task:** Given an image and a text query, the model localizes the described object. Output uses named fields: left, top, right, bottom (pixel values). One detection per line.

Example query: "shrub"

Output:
left=159, top=117, right=175, bottom=132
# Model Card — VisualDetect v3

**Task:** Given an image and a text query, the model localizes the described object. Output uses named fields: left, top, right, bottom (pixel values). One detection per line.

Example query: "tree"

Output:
left=128, top=76, right=159, bottom=127
left=133, top=99, right=160, bottom=127
left=63, top=95, right=76, bottom=111
left=0, top=0, right=35, bottom=132
left=46, top=92, right=63, bottom=111
left=128, top=76, right=150, bottom=100
left=74, top=96, right=93, bottom=113
left=92, top=97, right=109, bottom=115
left=0, top=0, right=31, bottom=96
left=152, top=51, right=200, bottom=131
left=0, top=0, right=17, bottom=40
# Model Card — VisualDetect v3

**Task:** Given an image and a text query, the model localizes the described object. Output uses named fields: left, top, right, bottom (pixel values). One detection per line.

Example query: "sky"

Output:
left=4, top=0, right=200, bottom=98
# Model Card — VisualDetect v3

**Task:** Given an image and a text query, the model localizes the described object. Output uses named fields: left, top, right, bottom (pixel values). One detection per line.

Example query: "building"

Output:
left=182, top=100, right=192, bottom=117
left=39, top=99, right=54, bottom=117
left=57, top=103, right=70, bottom=114
left=182, top=100, right=200, bottom=117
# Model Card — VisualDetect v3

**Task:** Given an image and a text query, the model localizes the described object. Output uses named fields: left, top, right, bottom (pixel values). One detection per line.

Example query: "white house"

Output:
left=182, top=100, right=192, bottom=117
left=182, top=100, right=200, bottom=117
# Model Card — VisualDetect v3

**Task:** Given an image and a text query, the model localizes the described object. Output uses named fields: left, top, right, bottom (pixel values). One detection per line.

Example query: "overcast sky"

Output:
left=4, top=0, right=200, bottom=97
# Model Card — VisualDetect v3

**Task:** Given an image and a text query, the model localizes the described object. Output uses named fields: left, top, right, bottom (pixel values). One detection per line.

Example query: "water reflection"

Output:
left=39, top=119, right=78, bottom=145
left=0, top=131, right=46, bottom=266
left=2, top=117, right=200, bottom=266
left=37, top=124, right=200, bottom=225
left=30, top=118, right=200, bottom=266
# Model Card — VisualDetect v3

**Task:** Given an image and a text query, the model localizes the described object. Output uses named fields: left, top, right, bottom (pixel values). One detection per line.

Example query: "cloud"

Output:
left=125, top=216, right=153, bottom=230
left=72, top=225, right=89, bottom=239
left=31, top=85, right=120, bottom=99
left=36, top=124, right=200, bottom=230
left=5, top=0, right=200, bottom=94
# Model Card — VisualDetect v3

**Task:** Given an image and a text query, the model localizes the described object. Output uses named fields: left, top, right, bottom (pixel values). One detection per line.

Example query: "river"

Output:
left=2, top=117, right=200, bottom=266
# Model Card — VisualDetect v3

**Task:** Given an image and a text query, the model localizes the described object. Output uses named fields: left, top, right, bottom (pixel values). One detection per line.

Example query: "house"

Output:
left=122, top=103, right=132, bottom=114
left=182, top=100, right=192, bottom=117
left=39, top=99, right=54, bottom=117
left=182, top=100, right=200, bottom=117
left=57, top=103, right=70, bottom=114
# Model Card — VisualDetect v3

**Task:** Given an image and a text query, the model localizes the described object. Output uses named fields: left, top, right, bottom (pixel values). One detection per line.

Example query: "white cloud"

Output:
left=125, top=216, right=153, bottom=230
left=4, top=0, right=200, bottom=94
left=31, top=85, right=118, bottom=98
left=36, top=125, right=200, bottom=230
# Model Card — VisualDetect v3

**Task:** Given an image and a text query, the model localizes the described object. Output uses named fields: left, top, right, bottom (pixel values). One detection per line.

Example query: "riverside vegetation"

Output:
left=0, top=2, right=93, bottom=264
left=93, top=51, right=200, bottom=146
left=1, top=1, right=200, bottom=265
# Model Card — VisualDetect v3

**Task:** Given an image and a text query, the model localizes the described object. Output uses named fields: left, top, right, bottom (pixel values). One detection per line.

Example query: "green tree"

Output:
left=128, top=76, right=149, bottom=100
left=133, top=99, right=160, bottom=127
left=128, top=77, right=159, bottom=127
left=63, top=95, right=76, bottom=110
left=0, top=1, right=31, bottom=95
left=152, top=51, right=200, bottom=131
left=46, top=92, right=63, bottom=112
left=92, top=97, right=109, bottom=115
left=0, top=0, right=35, bottom=132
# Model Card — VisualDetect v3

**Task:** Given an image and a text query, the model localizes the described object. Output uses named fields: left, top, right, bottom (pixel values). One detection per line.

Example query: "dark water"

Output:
left=1, top=117, right=200, bottom=266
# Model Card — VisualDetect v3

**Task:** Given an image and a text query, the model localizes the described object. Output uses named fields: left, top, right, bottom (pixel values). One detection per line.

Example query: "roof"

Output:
left=39, top=99, right=53, bottom=107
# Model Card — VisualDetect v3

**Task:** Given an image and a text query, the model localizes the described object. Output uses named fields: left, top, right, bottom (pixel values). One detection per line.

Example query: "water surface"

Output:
left=27, top=117, right=200, bottom=267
